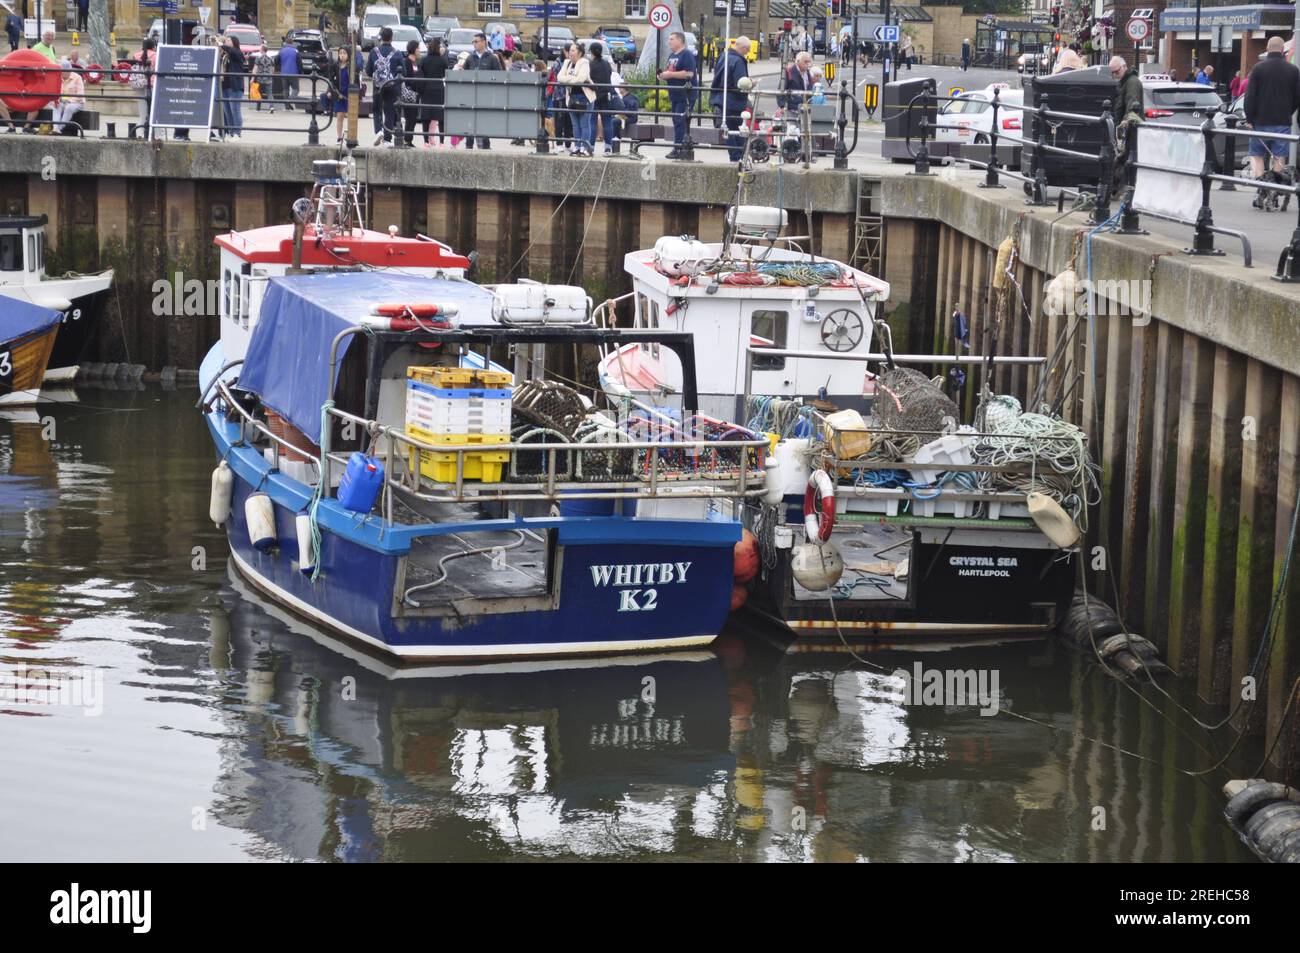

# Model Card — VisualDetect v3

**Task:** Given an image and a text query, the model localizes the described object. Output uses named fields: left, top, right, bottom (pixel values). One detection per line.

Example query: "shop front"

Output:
left=1158, top=4, right=1296, bottom=81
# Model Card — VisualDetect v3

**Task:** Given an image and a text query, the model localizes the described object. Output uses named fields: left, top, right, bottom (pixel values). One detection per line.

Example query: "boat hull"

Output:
left=741, top=509, right=1077, bottom=649
left=0, top=272, right=113, bottom=379
left=0, top=326, right=59, bottom=405
left=210, top=413, right=740, bottom=664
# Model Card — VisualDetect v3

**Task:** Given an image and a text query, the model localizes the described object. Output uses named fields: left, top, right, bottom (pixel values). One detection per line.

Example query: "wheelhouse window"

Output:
left=0, top=234, right=20, bottom=271
left=750, top=310, right=788, bottom=370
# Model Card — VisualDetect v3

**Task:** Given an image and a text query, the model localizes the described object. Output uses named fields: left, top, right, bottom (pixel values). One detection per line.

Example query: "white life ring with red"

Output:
left=803, top=469, right=836, bottom=542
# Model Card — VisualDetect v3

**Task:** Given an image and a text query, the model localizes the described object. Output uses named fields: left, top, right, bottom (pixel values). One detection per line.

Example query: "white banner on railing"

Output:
left=1132, top=125, right=1204, bottom=223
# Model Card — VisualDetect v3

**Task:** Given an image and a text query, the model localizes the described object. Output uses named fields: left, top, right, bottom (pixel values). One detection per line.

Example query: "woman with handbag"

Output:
left=557, top=42, right=594, bottom=156
left=399, top=40, right=422, bottom=146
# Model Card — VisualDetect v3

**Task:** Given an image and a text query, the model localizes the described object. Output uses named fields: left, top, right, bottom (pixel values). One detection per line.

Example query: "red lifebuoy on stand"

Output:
left=0, top=49, right=61, bottom=113
left=803, top=470, right=836, bottom=542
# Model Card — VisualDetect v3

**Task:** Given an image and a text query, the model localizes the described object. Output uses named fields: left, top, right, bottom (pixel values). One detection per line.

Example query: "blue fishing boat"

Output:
left=197, top=269, right=767, bottom=663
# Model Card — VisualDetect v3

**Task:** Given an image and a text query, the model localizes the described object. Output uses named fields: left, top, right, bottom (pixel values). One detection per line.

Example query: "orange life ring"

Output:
left=372, top=302, right=448, bottom=318
left=0, top=49, right=61, bottom=113
left=803, top=469, right=836, bottom=542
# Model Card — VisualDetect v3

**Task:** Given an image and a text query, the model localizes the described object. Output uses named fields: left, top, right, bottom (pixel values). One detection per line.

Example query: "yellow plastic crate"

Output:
left=472, top=369, right=513, bottom=388
left=407, top=429, right=510, bottom=483
left=407, top=365, right=473, bottom=388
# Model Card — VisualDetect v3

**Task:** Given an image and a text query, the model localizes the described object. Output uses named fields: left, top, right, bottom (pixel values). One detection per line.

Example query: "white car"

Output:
left=361, top=4, right=401, bottom=49
left=389, top=23, right=427, bottom=56
left=934, top=84, right=1025, bottom=144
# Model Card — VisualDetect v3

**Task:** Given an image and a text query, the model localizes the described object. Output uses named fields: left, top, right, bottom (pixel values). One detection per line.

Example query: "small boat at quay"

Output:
left=0, top=215, right=114, bottom=382
left=198, top=160, right=767, bottom=663
left=0, top=296, right=62, bottom=406
left=612, top=206, right=1099, bottom=646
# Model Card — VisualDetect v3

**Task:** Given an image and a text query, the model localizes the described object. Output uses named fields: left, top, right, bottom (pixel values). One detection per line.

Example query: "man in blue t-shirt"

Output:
left=658, top=31, right=696, bottom=158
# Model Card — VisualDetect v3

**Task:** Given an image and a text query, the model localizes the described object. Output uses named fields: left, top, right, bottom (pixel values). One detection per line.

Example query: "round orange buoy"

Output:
left=734, top=528, right=759, bottom=584
left=0, top=49, right=61, bottom=113
left=730, top=583, right=749, bottom=611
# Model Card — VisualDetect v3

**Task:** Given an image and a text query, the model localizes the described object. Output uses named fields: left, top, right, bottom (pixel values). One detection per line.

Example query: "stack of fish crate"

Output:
left=406, top=367, right=513, bottom=483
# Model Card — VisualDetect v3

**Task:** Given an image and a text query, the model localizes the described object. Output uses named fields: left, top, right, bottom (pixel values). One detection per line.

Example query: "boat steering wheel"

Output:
left=819, top=309, right=864, bottom=352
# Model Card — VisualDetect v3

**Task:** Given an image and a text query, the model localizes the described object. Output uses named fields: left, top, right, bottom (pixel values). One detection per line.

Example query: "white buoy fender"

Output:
left=295, top=512, right=315, bottom=574
left=210, top=461, right=233, bottom=527
left=1027, top=491, right=1081, bottom=548
left=245, top=493, right=277, bottom=552
left=763, top=460, right=784, bottom=505
left=791, top=542, right=844, bottom=591
left=1043, top=269, right=1081, bottom=317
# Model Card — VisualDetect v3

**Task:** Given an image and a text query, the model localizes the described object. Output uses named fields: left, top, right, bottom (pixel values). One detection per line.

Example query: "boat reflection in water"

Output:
left=212, top=562, right=736, bottom=860
left=207, top=563, right=1256, bottom=862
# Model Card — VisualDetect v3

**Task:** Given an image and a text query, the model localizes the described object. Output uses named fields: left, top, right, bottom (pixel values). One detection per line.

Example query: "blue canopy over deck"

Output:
left=239, top=272, right=496, bottom=444
left=0, top=296, right=62, bottom=344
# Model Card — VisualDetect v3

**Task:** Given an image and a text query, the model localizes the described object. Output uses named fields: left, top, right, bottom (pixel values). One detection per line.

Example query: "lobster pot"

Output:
left=245, top=493, right=277, bottom=552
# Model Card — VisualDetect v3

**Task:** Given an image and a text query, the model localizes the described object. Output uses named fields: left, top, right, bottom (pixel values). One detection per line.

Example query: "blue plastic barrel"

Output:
left=337, top=452, right=385, bottom=513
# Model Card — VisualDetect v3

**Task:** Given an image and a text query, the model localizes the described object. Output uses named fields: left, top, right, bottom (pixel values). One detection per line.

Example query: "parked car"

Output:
left=591, top=26, right=636, bottom=63
left=361, top=3, right=401, bottom=50
left=146, top=17, right=203, bottom=45
left=532, top=25, right=574, bottom=60
left=390, top=23, right=427, bottom=56
left=423, top=15, right=461, bottom=43
left=934, top=84, right=1025, bottom=145
left=1140, top=76, right=1230, bottom=167
left=445, top=28, right=478, bottom=60
left=284, top=28, right=329, bottom=73
left=223, top=24, right=265, bottom=56
left=483, top=20, right=523, bottom=50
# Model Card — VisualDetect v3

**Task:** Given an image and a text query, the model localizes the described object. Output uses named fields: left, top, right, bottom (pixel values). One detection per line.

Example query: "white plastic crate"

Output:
left=987, top=500, right=1031, bottom=520
left=405, top=382, right=512, bottom=436
left=909, top=427, right=976, bottom=486
left=841, top=487, right=905, bottom=516
left=910, top=494, right=974, bottom=519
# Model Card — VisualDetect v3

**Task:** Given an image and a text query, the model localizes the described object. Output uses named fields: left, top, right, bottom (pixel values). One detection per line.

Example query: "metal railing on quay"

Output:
left=899, top=83, right=1300, bottom=280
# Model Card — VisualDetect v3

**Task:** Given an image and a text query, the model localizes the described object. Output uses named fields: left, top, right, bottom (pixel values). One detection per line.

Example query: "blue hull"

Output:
left=208, top=409, right=739, bottom=662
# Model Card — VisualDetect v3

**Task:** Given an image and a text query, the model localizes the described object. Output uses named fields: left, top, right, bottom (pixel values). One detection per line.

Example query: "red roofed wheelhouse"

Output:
left=213, top=158, right=470, bottom=367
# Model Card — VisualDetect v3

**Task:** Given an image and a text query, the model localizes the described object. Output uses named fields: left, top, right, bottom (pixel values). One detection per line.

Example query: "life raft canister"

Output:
left=0, top=49, right=62, bottom=113
left=803, top=469, right=836, bottom=542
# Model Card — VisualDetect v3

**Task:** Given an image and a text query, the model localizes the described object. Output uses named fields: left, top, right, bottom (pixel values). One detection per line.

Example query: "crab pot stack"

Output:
left=405, top=366, right=514, bottom=483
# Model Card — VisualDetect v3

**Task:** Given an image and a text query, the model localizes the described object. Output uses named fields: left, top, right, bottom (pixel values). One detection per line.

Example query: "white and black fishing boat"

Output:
left=0, top=215, right=114, bottom=381
left=611, top=206, right=1098, bottom=645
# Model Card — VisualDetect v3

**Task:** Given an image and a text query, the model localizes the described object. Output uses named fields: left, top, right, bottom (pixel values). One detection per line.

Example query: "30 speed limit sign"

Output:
left=648, top=3, right=673, bottom=29
left=1127, top=18, right=1149, bottom=41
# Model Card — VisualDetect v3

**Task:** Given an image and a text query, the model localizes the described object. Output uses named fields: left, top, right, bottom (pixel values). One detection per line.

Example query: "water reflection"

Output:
left=0, top=388, right=1262, bottom=862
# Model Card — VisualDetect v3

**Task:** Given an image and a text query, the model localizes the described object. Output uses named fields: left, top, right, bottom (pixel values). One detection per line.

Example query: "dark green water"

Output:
left=0, top=387, right=1261, bottom=861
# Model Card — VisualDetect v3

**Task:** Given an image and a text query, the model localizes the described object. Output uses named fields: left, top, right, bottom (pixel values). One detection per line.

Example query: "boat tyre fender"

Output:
left=1266, top=827, right=1300, bottom=863
left=1244, top=801, right=1300, bottom=854
left=1224, top=781, right=1298, bottom=828
left=803, top=469, right=835, bottom=542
